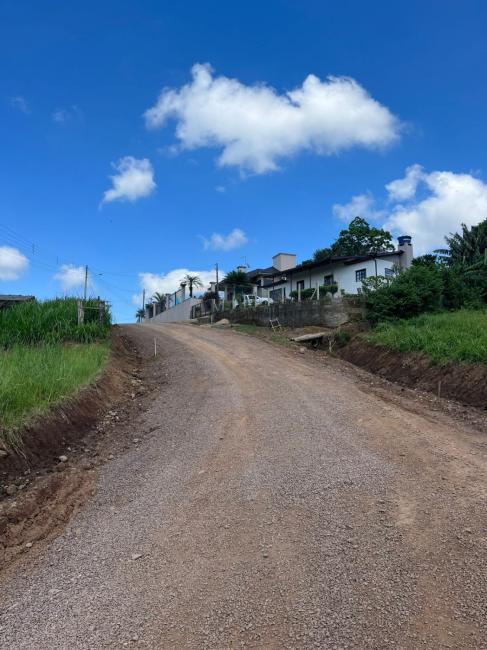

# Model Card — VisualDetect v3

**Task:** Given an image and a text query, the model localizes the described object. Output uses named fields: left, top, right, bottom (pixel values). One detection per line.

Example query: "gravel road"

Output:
left=1, top=323, right=486, bottom=649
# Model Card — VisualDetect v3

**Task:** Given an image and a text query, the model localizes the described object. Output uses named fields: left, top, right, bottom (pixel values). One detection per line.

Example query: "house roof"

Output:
left=220, top=250, right=402, bottom=289
left=284, top=251, right=402, bottom=275
left=0, top=294, right=35, bottom=309
left=247, top=266, right=279, bottom=279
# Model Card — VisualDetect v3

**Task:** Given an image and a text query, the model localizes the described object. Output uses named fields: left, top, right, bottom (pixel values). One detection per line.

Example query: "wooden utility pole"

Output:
left=83, top=265, right=88, bottom=301
left=215, top=262, right=219, bottom=303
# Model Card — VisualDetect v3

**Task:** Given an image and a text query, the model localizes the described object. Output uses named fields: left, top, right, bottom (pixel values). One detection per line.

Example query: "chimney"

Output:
left=272, top=253, right=296, bottom=272
left=397, top=235, right=413, bottom=268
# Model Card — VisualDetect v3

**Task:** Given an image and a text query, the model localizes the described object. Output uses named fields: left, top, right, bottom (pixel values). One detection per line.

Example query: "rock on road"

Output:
left=1, top=323, right=486, bottom=649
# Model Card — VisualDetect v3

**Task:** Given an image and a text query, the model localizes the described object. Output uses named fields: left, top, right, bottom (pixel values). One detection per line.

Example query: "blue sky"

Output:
left=2, top=0, right=487, bottom=321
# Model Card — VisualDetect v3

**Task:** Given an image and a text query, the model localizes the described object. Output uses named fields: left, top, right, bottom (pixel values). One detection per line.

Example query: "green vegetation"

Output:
left=0, top=298, right=111, bottom=348
left=366, top=310, right=487, bottom=364
left=0, top=342, right=110, bottom=448
left=312, top=216, right=394, bottom=262
left=364, top=219, right=487, bottom=323
left=0, top=298, right=112, bottom=448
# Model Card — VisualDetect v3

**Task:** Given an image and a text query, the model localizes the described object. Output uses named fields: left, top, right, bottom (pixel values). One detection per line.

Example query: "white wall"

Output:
left=284, top=255, right=402, bottom=295
left=148, top=297, right=200, bottom=323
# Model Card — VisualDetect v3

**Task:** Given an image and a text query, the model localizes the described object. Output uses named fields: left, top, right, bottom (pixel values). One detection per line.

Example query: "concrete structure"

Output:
left=217, top=295, right=364, bottom=328
left=272, top=253, right=297, bottom=272
left=149, top=297, right=201, bottom=323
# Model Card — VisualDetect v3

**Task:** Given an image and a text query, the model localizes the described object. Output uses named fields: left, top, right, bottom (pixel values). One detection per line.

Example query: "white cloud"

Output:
left=332, top=193, right=385, bottom=223
left=0, top=246, right=29, bottom=280
left=132, top=268, right=221, bottom=306
left=52, top=105, right=82, bottom=124
left=384, top=168, right=487, bottom=254
left=101, top=156, right=156, bottom=205
left=10, top=96, right=30, bottom=114
left=385, top=163, right=424, bottom=201
left=335, top=165, right=487, bottom=254
left=54, top=264, right=86, bottom=291
left=144, top=63, right=401, bottom=174
left=202, top=228, right=248, bottom=251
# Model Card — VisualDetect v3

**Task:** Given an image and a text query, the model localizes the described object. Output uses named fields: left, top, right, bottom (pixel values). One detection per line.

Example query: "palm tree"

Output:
left=182, top=274, right=203, bottom=297
left=435, top=219, right=487, bottom=266
left=152, top=292, right=167, bottom=311
left=135, top=308, right=145, bottom=323
left=223, top=270, right=249, bottom=285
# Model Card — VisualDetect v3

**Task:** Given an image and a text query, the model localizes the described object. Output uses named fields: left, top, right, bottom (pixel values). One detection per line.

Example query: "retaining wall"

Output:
left=216, top=297, right=364, bottom=328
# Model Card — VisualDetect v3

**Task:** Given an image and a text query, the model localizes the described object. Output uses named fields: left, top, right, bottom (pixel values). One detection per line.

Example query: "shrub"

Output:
left=319, top=283, right=338, bottom=295
left=364, top=265, right=443, bottom=323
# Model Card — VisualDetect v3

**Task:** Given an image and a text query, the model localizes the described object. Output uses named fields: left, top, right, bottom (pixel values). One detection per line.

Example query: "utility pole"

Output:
left=142, top=289, right=146, bottom=310
left=215, top=262, right=220, bottom=304
left=83, top=265, right=88, bottom=301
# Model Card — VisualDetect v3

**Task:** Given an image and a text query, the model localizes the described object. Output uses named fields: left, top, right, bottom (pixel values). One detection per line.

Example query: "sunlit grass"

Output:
left=0, top=342, right=110, bottom=449
left=367, top=310, right=487, bottom=364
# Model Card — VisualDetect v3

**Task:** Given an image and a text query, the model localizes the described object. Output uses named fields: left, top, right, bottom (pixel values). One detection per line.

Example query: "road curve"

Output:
left=1, top=323, right=486, bottom=649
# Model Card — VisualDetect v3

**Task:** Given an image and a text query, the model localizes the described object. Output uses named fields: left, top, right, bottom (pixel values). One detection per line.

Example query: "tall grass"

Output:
left=367, top=309, right=487, bottom=364
left=0, top=298, right=111, bottom=348
left=0, top=342, right=110, bottom=448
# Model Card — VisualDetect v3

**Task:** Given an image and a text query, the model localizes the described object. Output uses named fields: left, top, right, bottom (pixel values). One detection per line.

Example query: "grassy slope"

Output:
left=366, top=310, right=487, bottom=364
left=0, top=297, right=110, bottom=348
left=0, top=342, right=110, bottom=447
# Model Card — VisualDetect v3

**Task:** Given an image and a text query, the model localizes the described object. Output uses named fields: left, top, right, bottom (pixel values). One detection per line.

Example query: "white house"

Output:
left=246, top=236, right=413, bottom=300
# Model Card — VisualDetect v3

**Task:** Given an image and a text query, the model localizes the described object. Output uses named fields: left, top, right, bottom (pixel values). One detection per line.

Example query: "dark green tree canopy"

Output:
left=311, top=217, right=394, bottom=262
left=223, top=270, right=250, bottom=285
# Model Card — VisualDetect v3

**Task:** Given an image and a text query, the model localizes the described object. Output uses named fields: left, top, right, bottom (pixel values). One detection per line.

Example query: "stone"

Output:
left=58, top=455, right=68, bottom=463
left=299, top=347, right=306, bottom=354
left=25, top=542, right=33, bottom=548
left=131, top=553, right=143, bottom=561
left=5, top=484, right=17, bottom=496
left=0, top=449, right=8, bottom=459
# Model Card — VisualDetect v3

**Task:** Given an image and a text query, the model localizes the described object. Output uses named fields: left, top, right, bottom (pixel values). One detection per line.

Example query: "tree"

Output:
left=436, top=219, right=487, bottom=266
left=313, top=247, right=333, bottom=262
left=331, top=217, right=395, bottom=257
left=411, top=254, right=438, bottom=268
left=182, top=274, right=203, bottom=297
left=223, top=270, right=249, bottom=285
left=152, top=292, right=166, bottom=311
left=135, top=308, right=145, bottom=323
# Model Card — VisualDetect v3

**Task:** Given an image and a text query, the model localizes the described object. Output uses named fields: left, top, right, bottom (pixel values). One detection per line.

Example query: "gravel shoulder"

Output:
left=1, top=322, right=485, bottom=649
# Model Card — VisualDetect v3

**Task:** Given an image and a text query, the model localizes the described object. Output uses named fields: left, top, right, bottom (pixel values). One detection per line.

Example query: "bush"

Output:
left=364, top=265, right=443, bottom=323
left=319, top=283, right=338, bottom=295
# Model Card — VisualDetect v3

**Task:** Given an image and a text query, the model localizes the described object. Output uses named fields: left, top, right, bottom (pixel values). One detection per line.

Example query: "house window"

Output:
left=323, top=274, right=334, bottom=285
left=355, top=268, right=367, bottom=282
left=296, top=280, right=305, bottom=291
left=384, top=267, right=394, bottom=279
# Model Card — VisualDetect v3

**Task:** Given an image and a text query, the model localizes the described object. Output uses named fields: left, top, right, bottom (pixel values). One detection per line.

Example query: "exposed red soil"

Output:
left=338, top=335, right=487, bottom=408
left=0, top=326, right=152, bottom=569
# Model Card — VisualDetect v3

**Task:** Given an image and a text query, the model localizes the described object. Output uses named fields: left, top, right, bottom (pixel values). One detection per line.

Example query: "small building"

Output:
left=245, top=236, right=413, bottom=301
left=0, top=294, right=35, bottom=310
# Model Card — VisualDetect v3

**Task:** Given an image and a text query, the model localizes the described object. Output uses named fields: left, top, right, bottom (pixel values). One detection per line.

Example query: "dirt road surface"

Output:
left=1, top=323, right=486, bottom=649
